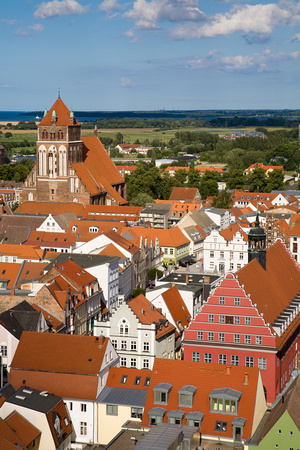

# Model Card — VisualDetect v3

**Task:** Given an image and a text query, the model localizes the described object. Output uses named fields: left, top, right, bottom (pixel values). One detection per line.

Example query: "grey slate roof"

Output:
left=0, top=215, right=44, bottom=244
left=134, top=423, right=199, bottom=449
left=44, top=253, right=119, bottom=271
left=5, top=386, right=63, bottom=413
left=0, top=300, right=41, bottom=339
left=54, top=211, right=78, bottom=231
left=97, top=386, right=148, bottom=407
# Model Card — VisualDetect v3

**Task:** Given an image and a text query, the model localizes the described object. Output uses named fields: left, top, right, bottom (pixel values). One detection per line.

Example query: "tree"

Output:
left=199, top=178, right=218, bottom=199
left=129, top=192, right=154, bottom=206
left=5, top=132, right=12, bottom=139
left=132, top=288, right=146, bottom=298
left=148, top=268, right=163, bottom=281
left=247, top=168, right=268, bottom=192
left=113, top=132, right=124, bottom=146
left=212, top=190, right=232, bottom=209
left=225, top=169, right=245, bottom=190
left=266, top=169, right=284, bottom=191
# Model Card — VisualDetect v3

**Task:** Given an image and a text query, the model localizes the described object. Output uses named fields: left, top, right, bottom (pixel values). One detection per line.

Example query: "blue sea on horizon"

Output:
left=0, top=111, right=113, bottom=122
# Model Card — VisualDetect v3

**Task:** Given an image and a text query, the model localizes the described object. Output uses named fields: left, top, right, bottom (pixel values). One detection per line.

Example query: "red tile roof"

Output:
left=106, top=367, right=151, bottom=390
left=123, top=226, right=190, bottom=248
left=15, top=201, right=84, bottom=216
left=0, top=418, right=27, bottom=449
left=169, top=187, right=199, bottom=201
left=160, top=286, right=191, bottom=332
left=105, top=229, right=140, bottom=255
left=220, top=222, right=248, bottom=242
left=24, top=230, right=77, bottom=248
left=236, top=241, right=300, bottom=348
left=141, top=358, right=261, bottom=440
left=39, top=97, right=80, bottom=127
left=128, top=294, right=176, bottom=340
left=5, top=411, right=40, bottom=446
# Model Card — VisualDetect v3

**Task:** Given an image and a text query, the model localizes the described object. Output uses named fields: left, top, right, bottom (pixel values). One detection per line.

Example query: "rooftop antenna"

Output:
left=58, top=87, right=61, bottom=99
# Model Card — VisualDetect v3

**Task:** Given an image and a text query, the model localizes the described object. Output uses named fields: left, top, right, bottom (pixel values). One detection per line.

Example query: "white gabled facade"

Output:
left=94, top=301, right=175, bottom=370
left=36, top=213, right=66, bottom=233
left=203, top=228, right=248, bottom=274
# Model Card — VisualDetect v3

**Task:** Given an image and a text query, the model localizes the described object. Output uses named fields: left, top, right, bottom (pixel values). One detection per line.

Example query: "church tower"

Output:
left=248, top=211, right=266, bottom=269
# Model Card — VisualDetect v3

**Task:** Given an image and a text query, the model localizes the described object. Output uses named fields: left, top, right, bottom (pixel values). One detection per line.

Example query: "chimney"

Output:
left=186, top=275, right=189, bottom=284
left=244, top=373, right=249, bottom=385
left=11, top=288, right=15, bottom=295
left=226, top=366, right=231, bottom=375
left=94, top=125, right=98, bottom=138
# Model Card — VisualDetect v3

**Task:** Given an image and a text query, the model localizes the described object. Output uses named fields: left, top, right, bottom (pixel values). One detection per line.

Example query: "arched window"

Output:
left=119, top=319, right=129, bottom=335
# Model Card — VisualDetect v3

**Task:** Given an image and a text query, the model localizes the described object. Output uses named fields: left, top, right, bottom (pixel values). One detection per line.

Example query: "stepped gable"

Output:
left=39, top=97, right=80, bottom=127
left=236, top=241, right=300, bottom=328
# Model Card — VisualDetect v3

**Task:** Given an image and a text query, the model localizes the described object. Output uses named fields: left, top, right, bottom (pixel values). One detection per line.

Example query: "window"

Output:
left=81, top=403, right=86, bottom=412
left=69, top=402, right=73, bottom=411
left=131, top=341, right=137, bottom=351
left=239, top=253, right=244, bottom=260
left=220, top=315, right=225, bottom=323
left=154, top=383, right=172, bottom=404
left=120, top=357, right=127, bottom=367
left=215, top=421, right=228, bottom=432
left=144, top=377, right=151, bottom=386
left=121, top=340, right=127, bottom=350
left=143, top=359, right=149, bottom=369
left=246, top=356, right=254, bottom=367
left=220, top=251, right=224, bottom=258
left=204, top=353, right=212, bottom=363
left=111, top=339, right=117, bottom=349
left=0, top=345, right=7, bottom=356
left=134, top=376, right=141, bottom=386
left=230, top=251, right=233, bottom=259
left=234, top=334, right=240, bottom=343
left=220, top=296, right=225, bottom=305
left=219, top=354, right=227, bottom=364
left=143, top=342, right=150, bottom=352
left=226, top=316, right=233, bottom=324
left=219, top=332, right=225, bottom=342
left=168, top=410, right=185, bottom=424
left=119, top=320, right=129, bottom=335
left=258, top=357, right=267, bottom=370
left=197, top=331, right=203, bottom=340
left=80, top=422, right=87, bottom=435
left=121, top=375, right=127, bottom=384
left=230, top=262, right=234, bottom=270
left=208, top=314, right=214, bottom=323
left=245, top=317, right=251, bottom=325
left=210, top=251, right=214, bottom=257
left=149, top=409, right=166, bottom=425
left=231, top=355, right=239, bottom=366
left=170, top=248, right=173, bottom=255
left=235, top=297, right=240, bottom=306
left=192, top=352, right=200, bottom=362
left=131, top=358, right=137, bottom=368
left=245, top=334, right=251, bottom=344
left=106, top=405, right=118, bottom=416
left=256, top=336, right=262, bottom=345
left=208, top=332, right=214, bottom=341
left=234, top=316, right=240, bottom=325
left=131, top=407, right=143, bottom=419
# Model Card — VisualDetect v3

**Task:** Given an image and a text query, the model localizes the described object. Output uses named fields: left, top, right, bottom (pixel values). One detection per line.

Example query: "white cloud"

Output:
left=292, top=32, right=300, bottom=41
left=171, top=2, right=299, bottom=39
left=124, top=28, right=139, bottom=42
left=188, top=47, right=300, bottom=72
left=124, top=0, right=206, bottom=30
left=1, top=19, right=18, bottom=26
left=99, top=0, right=122, bottom=13
left=34, top=0, right=88, bottom=19
left=28, top=24, right=44, bottom=33
left=121, top=77, right=134, bottom=87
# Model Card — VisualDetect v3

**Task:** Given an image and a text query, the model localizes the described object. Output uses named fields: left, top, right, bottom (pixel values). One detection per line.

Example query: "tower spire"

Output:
left=58, top=87, right=61, bottom=99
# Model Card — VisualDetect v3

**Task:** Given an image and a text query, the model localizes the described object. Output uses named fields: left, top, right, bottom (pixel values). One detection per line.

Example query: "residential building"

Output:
left=141, top=358, right=267, bottom=447
left=9, top=332, right=119, bottom=445
left=169, top=187, right=201, bottom=202
left=205, top=207, right=231, bottom=230
left=203, top=223, right=248, bottom=273
left=0, top=385, right=72, bottom=449
left=94, top=294, right=176, bottom=370
left=22, top=96, right=127, bottom=206
left=97, top=367, right=151, bottom=445
left=140, top=203, right=172, bottom=229
left=244, top=162, right=283, bottom=175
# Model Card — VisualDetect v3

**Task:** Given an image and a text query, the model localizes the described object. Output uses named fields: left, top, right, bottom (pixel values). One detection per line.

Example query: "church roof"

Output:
left=39, top=97, right=80, bottom=127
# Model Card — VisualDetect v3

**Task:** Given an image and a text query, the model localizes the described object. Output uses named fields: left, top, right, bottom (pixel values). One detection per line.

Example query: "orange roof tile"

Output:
left=0, top=418, right=27, bottom=449
left=169, top=187, right=199, bottom=201
left=39, top=97, right=80, bottom=127
left=24, top=230, right=77, bottom=248
left=0, top=262, right=22, bottom=289
left=67, top=219, right=124, bottom=241
left=236, top=241, right=300, bottom=339
left=160, top=286, right=191, bottom=331
left=105, top=229, right=140, bottom=255
left=106, top=367, right=151, bottom=390
left=98, top=243, right=126, bottom=258
left=17, top=261, right=48, bottom=288
left=220, top=222, right=248, bottom=242
left=5, top=411, right=40, bottom=446
left=128, top=294, right=176, bottom=340
left=31, top=303, right=64, bottom=331
left=123, top=226, right=190, bottom=248
left=15, top=201, right=84, bottom=216
left=141, top=358, right=260, bottom=440
left=0, top=244, right=43, bottom=260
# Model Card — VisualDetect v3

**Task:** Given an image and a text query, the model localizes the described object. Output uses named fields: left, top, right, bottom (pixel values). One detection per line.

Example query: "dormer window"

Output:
left=89, top=226, right=99, bottom=233
left=186, top=411, right=204, bottom=428
left=167, top=409, right=185, bottom=425
left=178, top=385, right=197, bottom=407
left=148, top=407, right=166, bottom=425
left=154, top=382, right=173, bottom=405
left=210, top=388, right=242, bottom=415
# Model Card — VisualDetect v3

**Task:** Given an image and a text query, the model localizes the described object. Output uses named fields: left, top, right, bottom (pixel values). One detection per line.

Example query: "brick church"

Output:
left=22, top=96, right=127, bottom=206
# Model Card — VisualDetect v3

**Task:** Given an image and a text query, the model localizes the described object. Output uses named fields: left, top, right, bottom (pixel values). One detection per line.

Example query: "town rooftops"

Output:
left=128, top=294, right=176, bottom=340
left=15, top=201, right=85, bottom=216
left=0, top=300, right=42, bottom=340
left=160, top=286, right=191, bottom=332
left=123, top=226, right=190, bottom=248
left=169, top=187, right=200, bottom=201
left=44, top=252, right=119, bottom=272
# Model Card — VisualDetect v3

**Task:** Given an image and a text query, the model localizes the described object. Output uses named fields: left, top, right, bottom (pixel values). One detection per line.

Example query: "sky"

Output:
left=1, top=0, right=300, bottom=111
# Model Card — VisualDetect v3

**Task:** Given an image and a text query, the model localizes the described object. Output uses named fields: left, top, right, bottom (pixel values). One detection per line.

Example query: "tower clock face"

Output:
left=50, top=125, right=56, bottom=134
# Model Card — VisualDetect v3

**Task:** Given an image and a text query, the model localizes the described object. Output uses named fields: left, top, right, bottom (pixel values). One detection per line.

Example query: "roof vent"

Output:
left=22, top=389, right=33, bottom=394
left=40, top=391, right=48, bottom=397
left=141, top=309, right=145, bottom=314
left=15, top=395, right=26, bottom=400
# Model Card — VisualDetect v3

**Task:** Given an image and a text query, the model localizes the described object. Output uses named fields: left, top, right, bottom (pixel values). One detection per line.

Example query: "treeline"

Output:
left=1, top=121, right=38, bottom=130
left=0, top=159, right=34, bottom=182
left=81, top=116, right=299, bottom=130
